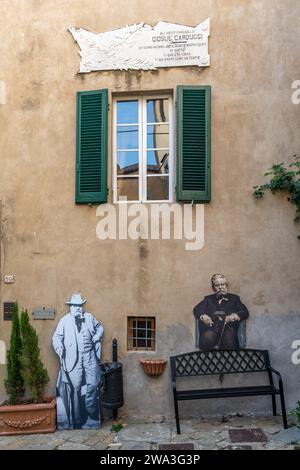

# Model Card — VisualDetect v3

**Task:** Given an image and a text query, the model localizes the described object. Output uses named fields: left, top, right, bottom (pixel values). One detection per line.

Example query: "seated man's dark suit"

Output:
left=193, top=293, right=249, bottom=350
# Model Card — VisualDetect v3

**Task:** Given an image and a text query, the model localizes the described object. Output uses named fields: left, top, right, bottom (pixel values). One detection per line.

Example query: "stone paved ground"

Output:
left=0, top=415, right=299, bottom=450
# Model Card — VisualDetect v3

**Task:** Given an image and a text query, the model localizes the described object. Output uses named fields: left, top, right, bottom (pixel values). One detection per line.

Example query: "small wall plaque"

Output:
left=32, top=307, right=55, bottom=320
left=3, top=275, right=15, bottom=284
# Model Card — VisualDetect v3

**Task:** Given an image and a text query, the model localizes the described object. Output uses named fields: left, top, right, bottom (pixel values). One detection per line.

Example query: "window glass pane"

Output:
left=117, top=100, right=138, bottom=124
left=147, top=150, right=169, bottom=174
left=117, top=125, right=138, bottom=150
left=147, top=176, right=169, bottom=200
left=138, top=330, right=146, bottom=340
left=117, top=151, right=139, bottom=175
left=117, top=177, right=139, bottom=201
left=147, top=99, right=169, bottom=123
left=147, top=124, right=169, bottom=149
left=127, top=317, right=155, bottom=350
left=137, top=320, right=146, bottom=330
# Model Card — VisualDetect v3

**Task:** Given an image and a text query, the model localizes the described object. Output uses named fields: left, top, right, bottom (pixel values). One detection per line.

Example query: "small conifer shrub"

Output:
left=20, top=309, right=49, bottom=403
left=5, top=303, right=24, bottom=404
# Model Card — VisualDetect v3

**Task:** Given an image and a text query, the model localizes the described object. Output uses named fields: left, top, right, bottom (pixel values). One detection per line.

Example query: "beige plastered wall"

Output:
left=0, top=0, right=300, bottom=417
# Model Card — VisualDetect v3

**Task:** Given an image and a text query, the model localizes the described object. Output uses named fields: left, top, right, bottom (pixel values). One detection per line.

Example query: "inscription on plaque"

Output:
left=69, top=19, right=210, bottom=72
left=32, top=307, right=55, bottom=320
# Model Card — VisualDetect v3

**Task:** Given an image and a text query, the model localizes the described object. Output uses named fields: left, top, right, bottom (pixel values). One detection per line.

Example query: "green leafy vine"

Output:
left=253, top=155, right=300, bottom=238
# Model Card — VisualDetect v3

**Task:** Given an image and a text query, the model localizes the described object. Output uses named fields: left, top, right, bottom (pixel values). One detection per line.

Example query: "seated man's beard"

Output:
left=216, top=293, right=229, bottom=303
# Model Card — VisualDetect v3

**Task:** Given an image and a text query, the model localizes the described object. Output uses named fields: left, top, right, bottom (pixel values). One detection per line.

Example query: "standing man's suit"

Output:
left=52, top=310, right=104, bottom=427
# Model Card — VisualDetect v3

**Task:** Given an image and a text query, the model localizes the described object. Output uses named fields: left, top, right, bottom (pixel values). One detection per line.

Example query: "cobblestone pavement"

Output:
left=0, top=415, right=299, bottom=450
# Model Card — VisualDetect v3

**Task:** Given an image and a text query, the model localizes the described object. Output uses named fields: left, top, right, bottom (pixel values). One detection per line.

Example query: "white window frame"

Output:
left=113, top=94, right=174, bottom=203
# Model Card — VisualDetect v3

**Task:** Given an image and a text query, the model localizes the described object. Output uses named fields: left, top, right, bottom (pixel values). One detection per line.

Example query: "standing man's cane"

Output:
left=59, top=356, right=72, bottom=427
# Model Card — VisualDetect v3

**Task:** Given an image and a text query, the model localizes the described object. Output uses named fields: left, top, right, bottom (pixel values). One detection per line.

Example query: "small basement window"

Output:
left=3, top=302, right=15, bottom=321
left=127, top=316, right=156, bottom=351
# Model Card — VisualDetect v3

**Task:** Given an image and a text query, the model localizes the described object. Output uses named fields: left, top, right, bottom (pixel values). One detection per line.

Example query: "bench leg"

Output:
left=279, top=387, right=288, bottom=429
left=271, top=395, right=277, bottom=416
left=173, top=397, right=181, bottom=434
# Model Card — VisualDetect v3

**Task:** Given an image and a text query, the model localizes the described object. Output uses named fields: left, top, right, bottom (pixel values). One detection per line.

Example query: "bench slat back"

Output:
left=171, top=349, right=270, bottom=378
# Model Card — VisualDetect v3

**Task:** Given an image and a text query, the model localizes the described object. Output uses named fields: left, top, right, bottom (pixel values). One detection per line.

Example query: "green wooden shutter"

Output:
left=76, top=89, right=108, bottom=204
left=176, top=85, right=211, bottom=202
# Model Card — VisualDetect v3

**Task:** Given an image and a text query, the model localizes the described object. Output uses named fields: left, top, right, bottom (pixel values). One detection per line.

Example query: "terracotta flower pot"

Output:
left=140, top=359, right=167, bottom=377
left=0, top=397, right=56, bottom=436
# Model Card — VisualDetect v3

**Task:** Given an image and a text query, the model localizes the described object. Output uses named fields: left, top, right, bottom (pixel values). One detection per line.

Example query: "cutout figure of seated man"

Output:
left=193, top=274, right=249, bottom=350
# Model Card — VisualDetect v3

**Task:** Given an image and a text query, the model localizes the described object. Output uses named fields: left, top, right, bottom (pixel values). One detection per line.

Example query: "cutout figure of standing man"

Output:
left=193, top=274, right=249, bottom=350
left=52, top=293, right=104, bottom=429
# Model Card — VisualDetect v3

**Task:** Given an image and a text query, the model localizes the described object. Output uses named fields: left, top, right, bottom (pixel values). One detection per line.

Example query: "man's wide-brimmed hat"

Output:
left=65, top=293, right=87, bottom=306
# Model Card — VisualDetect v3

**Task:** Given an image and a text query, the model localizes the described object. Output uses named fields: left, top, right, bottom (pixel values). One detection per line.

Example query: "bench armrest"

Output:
left=268, top=367, right=282, bottom=377
left=268, top=367, right=284, bottom=388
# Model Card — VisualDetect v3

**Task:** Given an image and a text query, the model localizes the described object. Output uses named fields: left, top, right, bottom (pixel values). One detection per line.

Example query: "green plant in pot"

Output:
left=291, top=401, right=300, bottom=430
left=19, top=309, right=50, bottom=404
left=4, top=303, right=24, bottom=405
left=0, top=304, right=56, bottom=435
left=290, top=401, right=300, bottom=450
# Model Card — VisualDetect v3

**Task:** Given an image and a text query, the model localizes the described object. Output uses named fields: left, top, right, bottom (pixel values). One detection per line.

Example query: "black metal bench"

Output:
left=170, top=348, right=287, bottom=434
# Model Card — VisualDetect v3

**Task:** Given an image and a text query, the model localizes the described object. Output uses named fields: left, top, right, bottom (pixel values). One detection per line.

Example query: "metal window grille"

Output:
left=3, top=302, right=15, bottom=321
left=127, top=316, right=156, bottom=351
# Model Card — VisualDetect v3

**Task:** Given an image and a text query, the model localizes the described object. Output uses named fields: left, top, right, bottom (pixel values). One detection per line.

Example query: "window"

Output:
left=113, top=96, right=173, bottom=203
left=75, top=86, right=211, bottom=205
left=127, top=316, right=156, bottom=351
left=3, top=302, right=15, bottom=321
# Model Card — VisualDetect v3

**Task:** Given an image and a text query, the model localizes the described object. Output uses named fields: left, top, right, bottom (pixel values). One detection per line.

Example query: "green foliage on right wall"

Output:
left=291, top=400, right=300, bottom=430
left=253, top=155, right=300, bottom=239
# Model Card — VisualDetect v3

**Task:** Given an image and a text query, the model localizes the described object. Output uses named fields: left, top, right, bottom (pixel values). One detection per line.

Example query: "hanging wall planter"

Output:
left=140, top=359, right=167, bottom=377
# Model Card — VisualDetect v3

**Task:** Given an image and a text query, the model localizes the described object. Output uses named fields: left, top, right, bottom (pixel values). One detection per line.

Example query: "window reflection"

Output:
left=147, top=176, right=169, bottom=200
left=147, top=124, right=169, bottom=149
left=117, top=151, right=139, bottom=175
left=117, top=177, right=139, bottom=200
left=147, top=150, right=169, bottom=174
left=117, top=100, right=138, bottom=124
left=147, top=99, right=169, bottom=123
left=115, top=96, right=172, bottom=202
left=117, top=125, right=138, bottom=150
